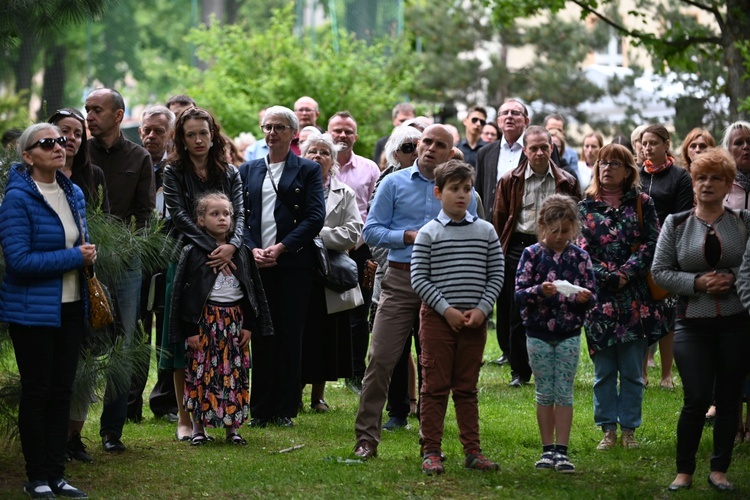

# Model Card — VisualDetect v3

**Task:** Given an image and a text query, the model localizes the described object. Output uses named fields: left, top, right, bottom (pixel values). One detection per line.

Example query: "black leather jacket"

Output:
left=162, top=164, right=245, bottom=253
left=169, top=243, right=273, bottom=342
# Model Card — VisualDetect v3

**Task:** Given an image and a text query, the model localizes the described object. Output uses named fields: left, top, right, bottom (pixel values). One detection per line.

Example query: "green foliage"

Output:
left=178, top=5, right=420, bottom=155
left=0, top=90, right=32, bottom=134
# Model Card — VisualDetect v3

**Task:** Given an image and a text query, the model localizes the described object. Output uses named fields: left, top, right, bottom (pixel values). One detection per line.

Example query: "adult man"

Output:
left=543, top=113, right=579, bottom=171
left=86, top=88, right=155, bottom=452
left=327, top=111, right=381, bottom=395
left=166, top=94, right=196, bottom=117
left=492, top=126, right=580, bottom=387
left=292, top=96, right=321, bottom=155
left=353, top=124, right=477, bottom=459
left=457, top=106, right=488, bottom=167
left=245, top=108, right=269, bottom=161
left=127, top=106, right=178, bottom=423
left=372, top=102, right=416, bottom=165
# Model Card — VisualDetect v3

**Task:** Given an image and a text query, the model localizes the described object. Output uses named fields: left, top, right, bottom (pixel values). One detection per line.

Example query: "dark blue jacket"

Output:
left=0, top=163, right=89, bottom=326
left=239, top=152, right=325, bottom=269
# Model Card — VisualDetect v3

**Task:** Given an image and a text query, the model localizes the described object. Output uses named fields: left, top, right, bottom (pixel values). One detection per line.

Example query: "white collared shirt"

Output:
left=497, top=132, right=525, bottom=182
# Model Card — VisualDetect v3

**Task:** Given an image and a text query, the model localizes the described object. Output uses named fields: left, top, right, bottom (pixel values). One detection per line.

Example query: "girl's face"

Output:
left=582, top=136, right=600, bottom=166
left=641, top=132, right=669, bottom=164
left=56, top=117, right=83, bottom=161
left=183, top=118, right=212, bottom=160
left=543, top=219, right=575, bottom=253
left=198, top=199, right=232, bottom=241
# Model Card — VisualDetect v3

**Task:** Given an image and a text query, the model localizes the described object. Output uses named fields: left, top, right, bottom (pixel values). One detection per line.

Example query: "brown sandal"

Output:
left=311, top=399, right=330, bottom=413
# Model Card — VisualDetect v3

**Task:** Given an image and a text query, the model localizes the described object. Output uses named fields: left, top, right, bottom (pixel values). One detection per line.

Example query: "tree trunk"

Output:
left=38, top=43, right=67, bottom=120
left=724, top=0, right=750, bottom=120
left=13, top=31, right=37, bottom=102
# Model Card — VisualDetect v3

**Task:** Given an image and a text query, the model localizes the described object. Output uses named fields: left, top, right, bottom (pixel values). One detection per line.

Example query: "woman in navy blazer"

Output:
left=239, top=105, right=325, bottom=427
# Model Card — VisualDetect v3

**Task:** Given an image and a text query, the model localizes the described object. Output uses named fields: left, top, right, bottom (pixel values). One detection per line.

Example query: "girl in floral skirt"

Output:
left=169, top=192, right=272, bottom=445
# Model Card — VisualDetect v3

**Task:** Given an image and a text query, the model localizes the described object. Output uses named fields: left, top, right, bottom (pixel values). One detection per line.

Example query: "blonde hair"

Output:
left=195, top=192, right=234, bottom=233
left=536, top=194, right=581, bottom=242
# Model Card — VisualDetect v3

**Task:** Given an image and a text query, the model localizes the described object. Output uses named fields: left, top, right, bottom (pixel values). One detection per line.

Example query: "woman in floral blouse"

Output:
left=578, top=143, right=668, bottom=451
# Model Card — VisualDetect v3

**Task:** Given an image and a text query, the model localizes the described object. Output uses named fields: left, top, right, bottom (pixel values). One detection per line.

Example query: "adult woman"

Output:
left=481, top=122, right=500, bottom=143
left=48, top=108, right=110, bottom=212
left=681, top=128, right=715, bottom=173
left=653, top=148, right=750, bottom=492
left=631, top=125, right=648, bottom=166
left=300, top=133, right=363, bottom=412
left=47, top=107, right=110, bottom=463
left=161, top=107, right=245, bottom=441
left=0, top=123, right=95, bottom=498
left=578, top=144, right=667, bottom=450
left=240, top=105, right=325, bottom=427
left=639, top=124, right=694, bottom=389
left=577, top=132, right=603, bottom=196
left=721, top=121, right=750, bottom=209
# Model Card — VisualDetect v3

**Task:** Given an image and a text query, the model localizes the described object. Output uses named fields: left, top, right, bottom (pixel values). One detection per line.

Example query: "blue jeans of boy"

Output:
left=593, top=337, right=647, bottom=431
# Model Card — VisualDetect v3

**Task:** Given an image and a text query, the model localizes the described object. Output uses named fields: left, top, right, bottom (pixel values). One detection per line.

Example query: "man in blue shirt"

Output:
left=353, top=125, right=478, bottom=459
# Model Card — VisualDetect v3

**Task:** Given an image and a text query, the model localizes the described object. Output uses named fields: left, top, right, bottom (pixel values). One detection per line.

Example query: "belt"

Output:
left=388, top=261, right=411, bottom=271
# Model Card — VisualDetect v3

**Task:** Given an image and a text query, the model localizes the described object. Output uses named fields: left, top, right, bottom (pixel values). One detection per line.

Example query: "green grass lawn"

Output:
left=1, top=336, right=749, bottom=499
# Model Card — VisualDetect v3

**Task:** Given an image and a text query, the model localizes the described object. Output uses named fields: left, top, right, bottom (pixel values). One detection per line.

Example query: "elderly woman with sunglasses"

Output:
left=654, top=148, right=750, bottom=492
left=0, top=123, right=96, bottom=499
left=578, top=144, right=668, bottom=452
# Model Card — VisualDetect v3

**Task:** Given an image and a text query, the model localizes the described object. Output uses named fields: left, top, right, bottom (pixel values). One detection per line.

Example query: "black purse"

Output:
left=312, top=236, right=359, bottom=292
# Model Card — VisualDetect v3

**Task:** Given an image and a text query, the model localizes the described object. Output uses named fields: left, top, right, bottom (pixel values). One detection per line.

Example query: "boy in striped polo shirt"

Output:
left=411, top=160, right=505, bottom=475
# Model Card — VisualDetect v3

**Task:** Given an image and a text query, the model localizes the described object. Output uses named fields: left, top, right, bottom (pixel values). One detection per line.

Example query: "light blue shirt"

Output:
left=245, top=139, right=269, bottom=161
left=363, top=163, right=478, bottom=263
left=562, top=147, right=580, bottom=174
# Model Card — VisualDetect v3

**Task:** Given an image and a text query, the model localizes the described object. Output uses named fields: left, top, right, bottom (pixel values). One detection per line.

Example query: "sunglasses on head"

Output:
left=52, top=109, right=85, bottom=122
left=398, top=142, right=417, bottom=154
left=26, top=136, right=67, bottom=151
left=470, top=117, right=487, bottom=126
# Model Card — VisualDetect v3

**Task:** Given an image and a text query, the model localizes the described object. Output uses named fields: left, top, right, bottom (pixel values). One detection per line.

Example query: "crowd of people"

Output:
left=2, top=90, right=750, bottom=497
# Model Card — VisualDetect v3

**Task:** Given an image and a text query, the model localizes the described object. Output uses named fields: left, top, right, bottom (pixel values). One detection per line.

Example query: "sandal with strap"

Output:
left=311, top=400, right=330, bottom=413
left=190, top=432, right=208, bottom=446
left=227, top=433, right=247, bottom=446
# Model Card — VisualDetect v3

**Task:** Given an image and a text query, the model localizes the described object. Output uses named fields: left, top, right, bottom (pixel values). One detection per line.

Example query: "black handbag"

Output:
left=312, top=236, right=358, bottom=292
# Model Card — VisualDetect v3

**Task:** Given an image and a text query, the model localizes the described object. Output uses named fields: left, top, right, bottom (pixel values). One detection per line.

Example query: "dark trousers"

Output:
left=350, top=244, right=373, bottom=379
left=673, top=315, right=750, bottom=475
left=10, top=302, right=84, bottom=482
left=386, top=321, right=421, bottom=419
left=497, top=233, right=534, bottom=381
left=251, top=266, right=312, bottom=420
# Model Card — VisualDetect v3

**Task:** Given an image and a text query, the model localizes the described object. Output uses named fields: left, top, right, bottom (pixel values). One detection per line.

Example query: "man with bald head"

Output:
left=353, top=125, right=479, bottom=459
left=292, top=96, right=321, bottom=154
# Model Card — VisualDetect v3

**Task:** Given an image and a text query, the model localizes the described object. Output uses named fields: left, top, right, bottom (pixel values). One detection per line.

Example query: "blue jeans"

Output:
left=593, top=337, right=647, bottom=431
left=100, top=261, right=142, bottom=439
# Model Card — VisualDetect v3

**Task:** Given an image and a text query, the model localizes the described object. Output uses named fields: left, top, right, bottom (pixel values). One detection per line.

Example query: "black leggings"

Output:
left=673, top=314, right=750, bottom=474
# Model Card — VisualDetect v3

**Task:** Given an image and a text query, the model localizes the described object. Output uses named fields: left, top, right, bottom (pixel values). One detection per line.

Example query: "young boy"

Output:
left=410, top=160, right=505, bottom=475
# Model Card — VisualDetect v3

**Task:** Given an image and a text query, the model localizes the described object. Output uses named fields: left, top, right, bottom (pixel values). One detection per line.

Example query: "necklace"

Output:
left=694, top=211, right=724, bottom=235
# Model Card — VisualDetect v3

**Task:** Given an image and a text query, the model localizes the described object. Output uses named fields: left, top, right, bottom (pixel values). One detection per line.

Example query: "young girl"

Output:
left=514, top=194, right=597, bottom=473
left=169, top=193, right=272, bottom=445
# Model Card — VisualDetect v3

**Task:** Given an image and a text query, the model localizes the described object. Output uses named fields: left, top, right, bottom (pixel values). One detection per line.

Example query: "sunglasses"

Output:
left=53, top=109, right=85, bottom=121
left=261, top=123, right=292, bottom=134
left=398, top=142, right=417, bottom=154
left=26, top=136, right=67, bottom=151
left=470, top=117, right=487, bottom=126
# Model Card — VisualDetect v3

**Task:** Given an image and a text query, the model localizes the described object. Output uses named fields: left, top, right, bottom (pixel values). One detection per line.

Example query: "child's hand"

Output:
left=576, top=289, right=592, bottom=304
left=541, top=282, right=557, bottom=297
left=186, top=335, right=200, bottom=350
left=444, top=307, right=465, bottom=332
left=463, top=308, right=486, bottom=328
left=239, top=329, right=251, bottom=348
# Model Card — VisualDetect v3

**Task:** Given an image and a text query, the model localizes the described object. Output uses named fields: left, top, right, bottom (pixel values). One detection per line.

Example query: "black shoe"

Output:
left=383, top=417, right=409, bottom=431
left=667, top=480, right=692, bottom=492
left=67, top=432, right=94, bottom=463
left=23, top=480, right=55, bottom=499
left=509, top=375, right=528, bottom=388
left=277, top=417, right=294, bottom=427
left=345, top=377, right=363, bottom=395
left=248, top=418, right=271, bottom=428
left=707, top=474, right=734, bottom=492
left=50, top=479, right=88, bottom=498
left=491, top=355, right=508, bottom=366
left=101, top=434, right=126, bottom=453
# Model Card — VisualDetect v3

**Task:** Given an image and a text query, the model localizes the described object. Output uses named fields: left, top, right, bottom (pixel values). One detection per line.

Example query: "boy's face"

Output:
left=434, top=178, right=472, bottom=221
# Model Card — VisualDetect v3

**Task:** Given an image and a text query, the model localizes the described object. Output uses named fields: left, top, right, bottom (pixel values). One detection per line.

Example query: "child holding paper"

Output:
left=514, top=194, right=597, bottom=473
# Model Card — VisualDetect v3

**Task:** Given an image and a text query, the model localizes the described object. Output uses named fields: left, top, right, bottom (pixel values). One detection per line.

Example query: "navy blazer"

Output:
left=239, top=151, right=325, bottom=269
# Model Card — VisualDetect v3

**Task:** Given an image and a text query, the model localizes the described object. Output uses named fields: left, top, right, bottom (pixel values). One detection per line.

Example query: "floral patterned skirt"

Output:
left=184, top=302, right=250, bottom=429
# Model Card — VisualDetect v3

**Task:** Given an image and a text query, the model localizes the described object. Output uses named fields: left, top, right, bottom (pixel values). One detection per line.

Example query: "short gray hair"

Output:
left=17, top=123, right=61, bottom=157
left=263, top=105, right=299, bottom=133
left=722, top=120, right=750, bottom=149
left=141, top=105, right=176, bottom=130
left=384, top=124, right=421, bottom=168
left=300, top=132, right=340, bottom=176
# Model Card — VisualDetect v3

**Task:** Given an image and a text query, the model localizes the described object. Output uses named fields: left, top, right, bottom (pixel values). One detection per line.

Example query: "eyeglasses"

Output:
left=398, top=142, right=417, bottom=154
left=261, top=123, right=292, bottom=134
left=306, top=148, right=331, bottom=157
left=25, top=136, right=67, bottom=151
left=53, top=109, right=85, bottom=121
left=498, top=109, right=525, bottom=117
left=470, top=117, right=487, bottom=126
left=599, top=160, right=625, bottom=169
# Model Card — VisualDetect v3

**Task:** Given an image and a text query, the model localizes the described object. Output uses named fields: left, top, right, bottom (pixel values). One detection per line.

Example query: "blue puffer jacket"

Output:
left=0, top=163, right=89, bottom=327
